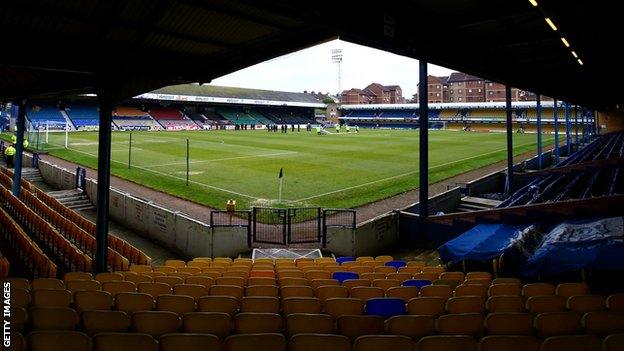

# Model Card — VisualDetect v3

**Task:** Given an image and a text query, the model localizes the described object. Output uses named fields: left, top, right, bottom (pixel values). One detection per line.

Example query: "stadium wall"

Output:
left=597, top=110, right=624, bottom=133
left=326, top=211, right=400, bottom=257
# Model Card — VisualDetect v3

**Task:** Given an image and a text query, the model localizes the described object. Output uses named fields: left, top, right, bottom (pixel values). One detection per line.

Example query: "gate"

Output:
left=252, top=207, right=288, bottom=245
left=322, top=209, right=356, bottom=247
left=210, top=210, right=252, bottom=246
left=287, top=207, right=321, bottom=244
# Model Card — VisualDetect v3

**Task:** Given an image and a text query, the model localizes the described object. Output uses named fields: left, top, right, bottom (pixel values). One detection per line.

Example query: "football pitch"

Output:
left=9, top=129, right=555, bottom=210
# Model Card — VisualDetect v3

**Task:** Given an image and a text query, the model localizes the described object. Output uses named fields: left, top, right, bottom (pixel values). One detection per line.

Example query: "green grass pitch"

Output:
left=7, top=129, right=555, bottom=210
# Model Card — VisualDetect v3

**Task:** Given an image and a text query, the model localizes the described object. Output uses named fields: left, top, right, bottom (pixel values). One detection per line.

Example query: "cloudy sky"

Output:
left=211, top=38, right=455, bottom=98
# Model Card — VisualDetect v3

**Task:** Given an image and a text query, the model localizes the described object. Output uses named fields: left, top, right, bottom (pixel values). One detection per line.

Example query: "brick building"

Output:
left=340, top=83, right=404, bottom=104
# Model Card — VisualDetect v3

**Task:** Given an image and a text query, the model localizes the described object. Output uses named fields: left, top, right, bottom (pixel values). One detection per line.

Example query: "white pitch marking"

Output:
left=142, top=151, right=298, bottom=168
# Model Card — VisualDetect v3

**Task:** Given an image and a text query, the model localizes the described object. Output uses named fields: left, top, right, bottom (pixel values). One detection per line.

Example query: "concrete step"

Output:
left=461, top=196, right=503, bottom=208
left=456, top=202, right=490, bottom=211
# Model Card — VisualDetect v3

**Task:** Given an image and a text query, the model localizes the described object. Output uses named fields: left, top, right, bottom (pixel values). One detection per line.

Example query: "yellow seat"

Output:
left=173, top=284, right=209, bottom=300
left=159, top=333, right=220, bottom=351
left=541, top=335, right=602, bottom=351
left=138, top=282, right=172, bottom=299
left=224, top=333, right=286, bottom=351
left=2, top=278, right=29, bottom=290
left=281, top=286, right=315, bottom=299
left=184, top=276, right=214, bottom=289
left=7, top=287, right=30, bottom=308
left=281, top=297, right=322, bottom=315
left=422, top=266, right=445, bottom=275
left=245, top=285, right=278, bottom=297
left=277, top=271, right=305, bottom=279
left=337, top=315, right=385, bottom=340
left=305, top=270, right=331, bottom=280
left=177, top=267, right=202, bottom=275
left=197, top=296, right=239, bottom=315
left=309, top=279, right=339, bottom=290
left=492, top=277, right=522, bottom=285
left=129, top=265, right=153, bottom=273
left=278, top=277, right=308, bottom=287
left=154, top=276, right=184, bottom=288
left=465, top=271, right=492, bottom=281
left=522, top=283, right=555, bottom=298
left=386, top=273, right=413, bottom=282
left=446, top=296, right=485, bottom=314
left=386, top=286, right=419, bottom=302
left=26, top=331, right=90, bottom=351
left=342, top=279, right=370, bottom=289
left=478, top=336, right=541, bottom=351
left=374, top=266, right=397, bottom=274
left=286, top=313, right=334, bottom=335
left=93, top=332, right=158, bottom=351
left=485, top=312, right=534, bottom=335
left=582, top=311, right=624, bottom=336
left=385, top=315, right=435, bottom=339
left=372, top=279, right=401, bottom=291
left=432, top=279, right=462, bottom=290
left=419, top=285, right=452, bottom=300
left=290, top=334, right=350, bottom=351
left=488, top=283, right=521, bottom=296
left=454, top=284, right=488, bottom=297
left=32, top=278, right=64, bottom=290
left=349, top=287, right=385, bottom=301
left=234, top=312, right=283, bottom=333
left=9, top=307, right=27, bottom=333
left=29, top=307, right=79, bottom=331
left=32, top=289, right=71, bottom=307
left=315, top=285, right=349, bottom=301
left=360, top=273, right=387, bottom=282
left=156, top=294, right=195, bottom=315
left=240, top=296, right=280, bottom=313
left=215, top=276, right=246, bottom=287
left=436, top=313, right=484, bottom=336
left=607, top=294, right=624, bottom=312
left=114, top=292, right=154, bottom=313
left=81, top=310, right=131, bottom=335
left=209, top=285, right=244, bottom=300
left=63, top=272, right=93, bottom=282
left=416, top=335, right=477, bottom=351
left=165, top=259, right=186, bottom=268
left=247, top=277, right=277, bottom=286
left=439, top=272, right=465, bottom=281
left=407, top=297, right=446, bottom=316
left=486, top=295, right=525, bottom=313
left=131, top=310, right=181, bottom=337
left=526, top=296, right=567, bottom=314
left=324, top=297, right=365, bottom=319
left=567, top=295, right=605, bottom=313
left=182, top=312, right=231, bottom=338
left=102, top=281, right=136, bottom=296
left=354, top=335, right=415, bottom=351
left=125, top=274, right=153, bottom=285
left=602, top=334, right=624, bottom=351
left=534, top=312, right=582, bottom=338
left=556, top=283, right=589, bottom=298
left=94, top=273, right=124, bottom=283
left=73, top=290, right=112, bottom=312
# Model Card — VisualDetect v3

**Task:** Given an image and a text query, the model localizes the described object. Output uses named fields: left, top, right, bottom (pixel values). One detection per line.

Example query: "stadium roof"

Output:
left=0, top=0, right=621, bottom=108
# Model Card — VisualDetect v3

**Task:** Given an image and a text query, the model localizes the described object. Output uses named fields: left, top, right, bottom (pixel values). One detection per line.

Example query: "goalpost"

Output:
left=26, top=119, right=71, bottom=151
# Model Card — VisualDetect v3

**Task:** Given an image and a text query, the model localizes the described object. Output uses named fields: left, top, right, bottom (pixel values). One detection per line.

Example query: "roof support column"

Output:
left=12, top=100, right=26, bottom=196
left=581, top=107, right=586, bottom=143
left=553, top=99, right=560, bottom=165
left=565, top=102, right=571, bottom=155
left=574, top=105, right=579, bottom=146
left=536, top=94, right=542, bottom=169
left=504, top=86, right=513, bottom=196
left=94, top=93, right=113, bottom=273
left=418, top=61, right=429, bottom=219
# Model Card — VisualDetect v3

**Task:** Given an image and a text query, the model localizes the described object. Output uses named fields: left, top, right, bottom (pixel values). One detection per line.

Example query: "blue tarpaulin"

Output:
left=438, top=223, right=532, bottom=264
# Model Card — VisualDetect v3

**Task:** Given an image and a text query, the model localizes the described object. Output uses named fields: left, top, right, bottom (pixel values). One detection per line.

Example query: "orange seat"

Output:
left=197, top=296, right=239, bottom=315
left=485, top=312, right=534, bottom=335
left=138, top=282, right=172, bottom=299
left=353, top=335, right=415, bottom=351
left=386, top=286, right=419, bottom=302
left=582, top=311, right=624, bottom=336
left=337, top=315, right=385, bottom=340
left=81, top=310, right=131, bottom=335
left=131, top=310, right=181, bottom=337
left=173, top=284, right=209, bottom=300
left=309, top=278, right=339, bottom=290
left=114, top=292, right=154, bottom=313
left=567, top=295, right=605, bottom=313
left=419, top=285, right=452, bottom=299
left=522, top=283, right=555, bottom=298
left=290, top=334, right=350, bottom=351
left=407, top=297, right=447, bottom=316
left=156, top=294, right=195, bottom=314
left=286, top=313, right=334, bottom=335
left=182, top=312, right=231, bottom=338
left=446, top=296, right=485, bottom=314
left=349, top=287, right=385, bottom=301
left=486, top=296, right=525, bottom=313
left=246, top=285, right=278, bottom=297
left=556, top=283, right=589, bottom=298
left=234, top=312, right=283, bottom=333
left=526, top=296, right=567, bottom=314
left=372, top=279, right=401, bottom=291
left=436, top=313, right=484, bottom=336
left=416, top=335, right=477, bottom=351
left=224, top=333, right=286, bottom=351
left=385, top=315, right=435, bottom=339
left=479, top=336, right=541, bottom=351
left=541, top=335, right=601, bottom=351
left=342, top=279, right=371, bottom=290
left=282, top=297, right=322, bottom=315
left=210, top=285, right=244, bottom=300
left=316, top=286, right=349, bottom=301
left=93, top=332, right=158, bottom=351
left=324, top=297, right=365, bottom=319
left=488, top=283, right=521, bottom=296
left=534, top=312, right=582, bottom=338
left=159, top=333, right=220, bottom=351
left=240, top=296, right=280, bottom=313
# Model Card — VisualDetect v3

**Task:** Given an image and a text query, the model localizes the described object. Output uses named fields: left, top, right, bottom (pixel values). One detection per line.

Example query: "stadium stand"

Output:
left=147, top=107, right=200, bottom=130
left=216, top=107, right=261, bottom=125
left=3, top=255, right=624, bottom=351
left=65, top=103, right=100, bottom=130
left=113, top=106, right=161, bottom=131
left=259, top=107, right=314, bottom=124
left=26, top=104, right=67, bottom=129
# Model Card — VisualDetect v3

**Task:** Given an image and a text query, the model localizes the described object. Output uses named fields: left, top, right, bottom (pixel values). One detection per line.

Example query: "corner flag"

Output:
left=279, top=168, right=283, bottom=178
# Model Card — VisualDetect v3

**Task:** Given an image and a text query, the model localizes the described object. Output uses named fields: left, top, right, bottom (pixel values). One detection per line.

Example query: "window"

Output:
left=436, top=93, right=440, bottom=97
left=450, top=90, right=454, bottom=94
left=450, top=97, right=454, bottom=101
left=459, top=89, right=462, bottom=93
left=489, top=91, right=493, bottom=95
left=468, top=89, right=472, bottom=93
left=458, top=97, right=462, bottom=102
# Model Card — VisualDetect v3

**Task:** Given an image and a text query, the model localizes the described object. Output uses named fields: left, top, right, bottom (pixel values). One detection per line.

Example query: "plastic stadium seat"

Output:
left=407, top=297, right=446, bottom=316
left=567, top=295, right=605, bottom=313
left=286, top=313, right=334, bottom=335
left=277, top=271, right=305, bottom=279
left=332, top=271, right=359, bottom=284
left=8, top=332, right=24, bottom=351
left=247, top=277, right=276, bottom=286
left=210, top=285, right=244, bottom=300
left=522, top=283, right=556, bottom=298
left=305, top=270, right=331, bottom=280
left=486, top=295, right=525, bottom=313
left=436, top=313, right=484, bottom=336
left=310, top=279, right=339, bottom=289
left=9, top=307, right=27, bottom=333
left=159, top=333, right=220, bottom=351
left=361, top=273, right=387, bottom=282
left=433, top=279, right=463, bottom=290
left=64, top=272, right=93, bottom=282
left=465, top=271, right=492, bottom=281
left=173, top=284, right=209, bottom=300
left=165, top=259, right=186, bottom=268
left=349, top=287, right=385, bottom=301
left=607, top=294, right=624, bottom=312
left=156, top=294, right=195, bottom=314
left=385, top=315, right=435, bottom=339
left=3, top=278, right=29, bottom=290
left=414, top=273, right=441, bottom=282
left=323, top=297, right=364, bottom=319
left=350, top=267, right=374, bottom=275
left=216, top=277, right=246, bottom=287
left=66, top=279, right=101, bottom=292
left=103, top=281, right=137, bottom=296
left=169, top=272, right=192, bottom=280
left=439, top=272, right=465, bottom=281
left=387, top=273, right=413, bottom=282
left=32, top=278, right=64, bottom=290
left=315, top=285, right=348, bottom=301
left=492, top=277, right=522, bottom=285
left=290, top=334, right=350, bottom=351
left=582, top=311, right=624, bottom=336
left=198, top=272, right=221, bottom=280
left=416, top=335, right=477, bottom=351
left=27, top=331, right=90, bottom=351
left=454, top=284, right=488, bottom=297
left=73, top=290, right=113, bottom=312
left=224, top=333, right=286, bottom=351
left=154, top=276, right=184, bottom=288
left=132, top=311, right=181, bottom=337
left=403, top=279, right=432, bottom=289
left=398, top=267, right=422, bottom=275
left=337, top=257, right=356, bottom=265
left=337, top=315, right=385, bottom=340
left=241, top=296, right=280, bottom=313
left=446, top=296, right=486, bottom=314
left=478, top=336, right=541, bottom=351
left=279, top=278, right=308, bottom=287
left=32, top=289, right=71, bottom=307
left=29, top=307, right=79, bottom=331
left=602, top=334, right=624, bottom=351
left=526, top=296, right=567, bottom=314
left=386, top=286, right=419, bottom=301
left=356, top=256, right=375, bottom=262
left=234, top=312, right=283, bottom=333
left=182, top=312, right=231, bottom=338
left=281, top=286, right=314, bottom=299
left=130, top=265, right=153, bottom=273
left=354, top=335, right=414, bottom=351
left=115, top=292, right=154, bottom=313
left=485, top=312, right=534, bottom=335
left=177, top=267, right=202, bottom=275
left=343, top=279, right=370, bottom=289
left=184, top=276, right=214, bottom=289
left=249, top=270, right=275, bottom=278
left=372, top=279, right=401, bottom=291
left=282, top=297, right=322, bottom=315
left=422, top=266, right=445, bottom=275
left=541, top=335, right=602, bottom=351
left=187, top=261, right=210, bottom=269
left=365, top=297, right=406, bottom=319
left=93, top=332, right=158, bottom=351
left=534, top=312, right=582, bottom=338
left=81, top=310, right=131, bottom=335
left=95, top=272, right=124, bottom=283
left=374, top=266, right=397, bottom=274
left=556, top=283, right=589, bottom=298
left=406, top=260, right=426, bottom=269
left=138, top=282, right=172, bottom=299
left=245, top=285, right=278, bottom=297
left=419, top=285, right=452, bottom=299
left=197, top=296, right=239, bottom=315
left=488, top=283, right=521, bottom=296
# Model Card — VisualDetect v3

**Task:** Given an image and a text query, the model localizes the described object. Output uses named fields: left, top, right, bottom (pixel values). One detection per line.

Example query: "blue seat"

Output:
left=385, top=260, right=407, bottom=269
left=365, top=297, right=406, bottom=319
left=402, top=280, right=432, bottom=289
left=336, top=257, right=355, bottom=265
left=332, top=271, right=359, bottom=284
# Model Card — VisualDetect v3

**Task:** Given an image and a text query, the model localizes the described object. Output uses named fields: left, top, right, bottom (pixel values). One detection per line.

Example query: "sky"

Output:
left=211, top=38, right=455, bottom=98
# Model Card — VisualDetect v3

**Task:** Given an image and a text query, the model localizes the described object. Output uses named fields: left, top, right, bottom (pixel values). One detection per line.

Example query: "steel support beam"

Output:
left=536, top=94, right=542, bottom=169
left=418, top=61, right=429, bottom=218
left=505, top=86, right=513, bottom=196
left=553, top=99, right=559, bottom=164
left=94, top=96, right=113, bottom=273
left=565, top=102, right=571, bottom=155
left=12, top=100, right=26, bottom=196
left=574, top=105, right=579, bottom=146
